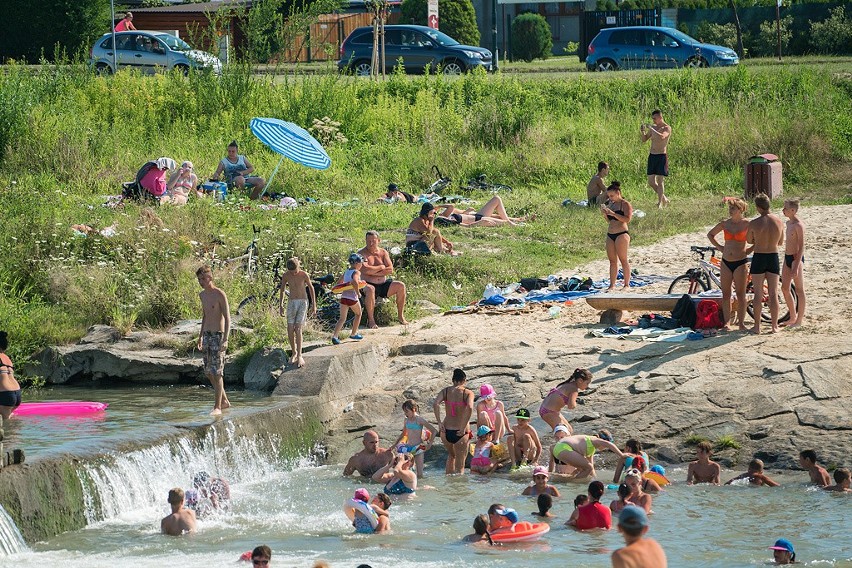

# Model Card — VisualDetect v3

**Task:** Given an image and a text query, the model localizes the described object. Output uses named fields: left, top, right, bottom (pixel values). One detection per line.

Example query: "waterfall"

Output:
left=0, top=504, right=28, bottom=556
left=78, top=420, right=316, bottom=524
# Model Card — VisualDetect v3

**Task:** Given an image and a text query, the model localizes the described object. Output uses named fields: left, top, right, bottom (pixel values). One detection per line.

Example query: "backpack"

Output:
left=559, top=276, right=593, bottom=292
left=521, top=277, right=549, bottom=291
left=671, top=294, right=697, bottom=329
left=695, top=300, right=724, bottom=329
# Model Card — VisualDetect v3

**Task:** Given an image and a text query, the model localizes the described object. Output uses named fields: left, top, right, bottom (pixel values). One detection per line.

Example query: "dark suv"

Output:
left=338, top=25, right=493, bottom=75
left=586, top=26, right=738, bottom=71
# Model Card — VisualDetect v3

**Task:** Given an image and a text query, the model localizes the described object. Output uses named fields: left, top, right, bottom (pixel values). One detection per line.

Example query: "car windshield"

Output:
left=155, top=34, right=192, bottom=52
left=665, top=29, right=698, bottom=45
left=421, top=29, right=459, bottom=47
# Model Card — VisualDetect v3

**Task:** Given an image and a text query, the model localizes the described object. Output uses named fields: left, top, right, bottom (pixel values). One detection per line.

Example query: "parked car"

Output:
left=338, top=25, right=493, bottom=76
left=586, top=26, right=739, bottom=71
left=89, top=31, right=222, bottom=75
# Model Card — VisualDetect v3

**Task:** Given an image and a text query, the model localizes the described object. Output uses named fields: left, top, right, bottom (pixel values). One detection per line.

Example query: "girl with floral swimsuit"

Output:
left=538, top=368, right=593, bottom=434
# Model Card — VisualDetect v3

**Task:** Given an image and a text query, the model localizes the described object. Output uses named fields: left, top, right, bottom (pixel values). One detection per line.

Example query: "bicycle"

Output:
left=427, top=165, right=452, bottom=195
left=208, top=225, right=261, bottom=278
left=668, top=245, right=798, bottom=324
left=459, top=173, right=513, bottom=194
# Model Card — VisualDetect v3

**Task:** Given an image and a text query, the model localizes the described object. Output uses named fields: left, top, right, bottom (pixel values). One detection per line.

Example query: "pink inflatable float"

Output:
left=12, top=402, right=108, bottom=417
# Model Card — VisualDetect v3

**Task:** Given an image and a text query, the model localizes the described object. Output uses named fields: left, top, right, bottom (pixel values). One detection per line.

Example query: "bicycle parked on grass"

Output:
left=459, top=173, right=513, bottom=193
left=668, top=245, right=798, bottom=324
left=427, top=165, right=452, bottom=194
left=205, top=225, right=262, bottom=278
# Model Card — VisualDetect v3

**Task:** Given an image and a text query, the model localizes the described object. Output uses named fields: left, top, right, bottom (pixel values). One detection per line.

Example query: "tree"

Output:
left=728, top=0, right=745, bottom=57
left=809, top=6, right=852, bottom=55
left=400, top=0, right=480, bottom=46
left=0, top=0, right=110, bottom=63
left=511, top=13, right=552, bottom=62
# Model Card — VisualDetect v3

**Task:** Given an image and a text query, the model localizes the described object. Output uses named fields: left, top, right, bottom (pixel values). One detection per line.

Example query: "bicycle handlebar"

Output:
left=690, top=245, right=717, bottom=255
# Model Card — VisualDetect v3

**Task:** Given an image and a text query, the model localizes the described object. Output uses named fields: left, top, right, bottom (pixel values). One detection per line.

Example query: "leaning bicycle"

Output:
left=668, top=245, right=797, bottom=324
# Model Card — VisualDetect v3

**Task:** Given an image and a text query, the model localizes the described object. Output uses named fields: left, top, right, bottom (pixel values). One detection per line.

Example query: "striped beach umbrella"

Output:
left=249, top=117, right=331, bottom=196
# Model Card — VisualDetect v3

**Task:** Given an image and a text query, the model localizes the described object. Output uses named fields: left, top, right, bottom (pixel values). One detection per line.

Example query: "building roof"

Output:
left=134, top=0, right=251, bottom=13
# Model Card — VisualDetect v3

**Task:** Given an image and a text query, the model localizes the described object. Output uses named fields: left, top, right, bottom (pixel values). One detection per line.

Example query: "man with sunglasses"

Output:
left=250, top=545, right=271, bottom=566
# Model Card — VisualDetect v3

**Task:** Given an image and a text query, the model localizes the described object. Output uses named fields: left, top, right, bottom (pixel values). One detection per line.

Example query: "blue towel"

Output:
left=525, top=290, right=597, bottom=303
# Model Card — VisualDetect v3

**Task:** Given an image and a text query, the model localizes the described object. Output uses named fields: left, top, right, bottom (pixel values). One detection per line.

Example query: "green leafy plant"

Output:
left=511, top=13, right=552, bottom=62
left=684, top=433, right=709, bottom=446
left=809, top=6, right=852, bottom=55
left=715, top=435, right=742, bottom=450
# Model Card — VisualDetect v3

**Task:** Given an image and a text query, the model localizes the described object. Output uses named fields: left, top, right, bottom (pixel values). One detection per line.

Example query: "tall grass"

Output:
left=0, top=61, right=849, bottom=374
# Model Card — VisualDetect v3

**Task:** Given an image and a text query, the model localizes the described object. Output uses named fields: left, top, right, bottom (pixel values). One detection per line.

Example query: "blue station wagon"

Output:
left=587, top=26, right=739, bottom=71
left=338, top=25, right=493, bottom=76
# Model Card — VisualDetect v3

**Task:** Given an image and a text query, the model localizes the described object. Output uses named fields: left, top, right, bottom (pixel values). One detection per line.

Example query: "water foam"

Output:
left=0, top=504, right=28, bottom=556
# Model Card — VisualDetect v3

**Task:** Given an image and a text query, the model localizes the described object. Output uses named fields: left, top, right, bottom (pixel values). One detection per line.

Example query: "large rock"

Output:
left=798, top=362, right=844, bottom=399
left=243, top=347, right=290, bottom=391
left=794, top=399, right=852, bottom=430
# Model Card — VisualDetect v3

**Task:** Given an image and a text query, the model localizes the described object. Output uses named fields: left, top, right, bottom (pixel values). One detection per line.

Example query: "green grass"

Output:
left=0, top=60, right=850, bottom=379
left=715, top=435, right=742, bottom=450
left=684, top=433, right=710, bottom=446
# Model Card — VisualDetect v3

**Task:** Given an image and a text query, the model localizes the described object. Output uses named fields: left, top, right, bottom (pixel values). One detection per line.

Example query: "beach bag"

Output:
left=695, top=300, right=724, bottom=330
left=520, top=277, right=549, bottom=291
left=671, top=294, right=697, bottom=329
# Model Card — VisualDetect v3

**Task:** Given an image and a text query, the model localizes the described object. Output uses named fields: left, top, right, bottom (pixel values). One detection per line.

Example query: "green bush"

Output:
left=399, top=0, right=480, bottom=46
left=694, top=21, right=739, bottom=50
left=511, top=13, right=553, bottom=62
left=809, top=6, right=852, bottom=55
left=748, top=16, right=792, bottom=58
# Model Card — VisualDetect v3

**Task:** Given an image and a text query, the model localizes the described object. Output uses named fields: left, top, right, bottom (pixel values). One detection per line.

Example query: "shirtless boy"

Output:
left=196, top=266, right=231, bottom=415
left=798, top=449, right=830, bottom=487
left=161, top=488, right=197, bottom=536
left=823, top=468, right=851, bottom=493
left=358, top=231, right=408, bottom=328
left=781, top=199, right=806, bottom=327
left=279, top=257, right=316, bottom=368
left=725, top=458, right=780, bottom=487
left=746, top=193, right=784, bottom=334
left=611, top=506, right=667, bottom=568
left=509, top=408, right=542, bottom=466
left=586, top=162, right=609, bottom=207
left=640, top=110, right=672, bottom=208
left=343, top=430, right=393, bottom=478
left=686, top=441, right=721, bottom=485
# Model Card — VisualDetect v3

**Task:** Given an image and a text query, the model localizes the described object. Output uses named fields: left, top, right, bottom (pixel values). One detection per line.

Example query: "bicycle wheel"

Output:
left=668, top=272, right=710, bottom=295
left=489, top=183, right=513, bottom=193
left=237, top=295, right=257, bottom=315
left=244, top=245, right=258, bottom=279
left=745, top=282, right=796, bottom=324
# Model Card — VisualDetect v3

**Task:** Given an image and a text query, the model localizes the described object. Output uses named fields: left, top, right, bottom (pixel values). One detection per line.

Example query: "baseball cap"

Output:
left=479, top=384, right=495, bottom=399
left=618, top=506, right=649, bottom=530
left=348, top=253, right=364, bottom=264
left=477, top=425, right=493, bottom=437
left=388, top=183, right=399, bottom=191
left=494, top=507, right=519, bottom=524
left=768, top=539, right=794, bottom=554
left=553, top=424, right=570, bottom=436
left=515, top=408, right=531, bottom=419
left=532, top=465, right=549, bottom=479
left=354, top=488, right=370, bottom=502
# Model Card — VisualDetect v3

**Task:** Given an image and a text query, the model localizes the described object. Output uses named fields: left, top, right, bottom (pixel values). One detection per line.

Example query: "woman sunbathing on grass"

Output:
left=435, top=195, right=528, bottom=227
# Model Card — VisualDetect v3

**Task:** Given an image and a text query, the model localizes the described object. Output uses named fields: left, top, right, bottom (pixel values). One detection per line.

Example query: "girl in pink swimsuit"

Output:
left=433, top=368, right=474, bottom=475
left=538, top=368, right=593, bottom=433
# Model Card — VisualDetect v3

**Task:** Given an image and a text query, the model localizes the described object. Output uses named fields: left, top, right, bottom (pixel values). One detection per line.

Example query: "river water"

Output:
left=0, top=387, right=850, bottom=567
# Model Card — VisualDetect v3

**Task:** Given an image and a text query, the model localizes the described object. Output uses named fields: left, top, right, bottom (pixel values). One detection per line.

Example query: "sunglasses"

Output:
left=252, top=560, right=269, bottom=566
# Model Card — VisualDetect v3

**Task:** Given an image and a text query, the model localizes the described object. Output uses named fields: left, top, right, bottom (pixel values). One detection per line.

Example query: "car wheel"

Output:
left=685, top=56, right=708, bottom=68
left=595, top=59, right=618, bottom=72
left=442, top=60, right=465, bottom=75
left=95, top=63, right=113, bottom=76
left=354, top=60, right=372, bottom=77
left=174, top=64, right=190, bottom=76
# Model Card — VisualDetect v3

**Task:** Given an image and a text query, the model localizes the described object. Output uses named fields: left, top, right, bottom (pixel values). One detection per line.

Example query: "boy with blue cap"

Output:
left=611, top=506, right=667, bottom=568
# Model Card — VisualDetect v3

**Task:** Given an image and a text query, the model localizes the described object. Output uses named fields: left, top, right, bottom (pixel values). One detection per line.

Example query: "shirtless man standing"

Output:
left=686, top=441, right=721, bottom=485
left=161, top=488, right=197, bottom=536
left=358, top=231, right=408, bottom=329
left=279, top=257, right=316, bottom=368
left=196, top=265, right=231, bottom=415
left=343, top=430, right=393, bottom=478
left=781, top=199, right=806, bottom=327
left=611, top=506, right=667, bottom=568
left=798, top=449, right=831, bottom=487
left=640, top=109, right=672, bottom=208
left=746, top=193, right=784, bottom=334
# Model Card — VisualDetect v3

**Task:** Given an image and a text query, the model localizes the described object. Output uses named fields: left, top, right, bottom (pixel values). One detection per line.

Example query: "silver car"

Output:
left=89, top=31, right=222, bottom=75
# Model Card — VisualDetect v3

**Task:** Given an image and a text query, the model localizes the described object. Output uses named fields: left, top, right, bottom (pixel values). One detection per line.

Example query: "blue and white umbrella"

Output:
left=249, top=117, right=331, bottom=196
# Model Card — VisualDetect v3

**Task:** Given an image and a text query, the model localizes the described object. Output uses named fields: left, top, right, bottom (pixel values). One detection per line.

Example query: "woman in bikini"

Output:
left=435, top=195, right=527, bottom=227
left=164, top=160, right=199, bottom=205
left=550, top=427, right=624, bottom=479
left=538, top=368, right=593, bottom=434
left=0, top=331, right=22, bottom=420
left=433, top=368, right=474, bottom=475
left=708, top=198, right=752, bottom=329
left=601, top=181, right=633, bottom=291
left=407, top=202, right=456, bottom=255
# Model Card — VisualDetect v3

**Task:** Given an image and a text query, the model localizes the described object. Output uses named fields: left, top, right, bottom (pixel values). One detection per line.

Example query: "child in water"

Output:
left=531, top=494, right=555, bottom=519
left=565, top=494, right=588, bottom=526
left=725, top=458, right=780, bottom=487
left=391, top=399, right=438, bottom=479
left=470, top=425, right=500, bottom=474
left=522, top=465, right=561, bottom=497
left=509, top=408, right=542, bottom=466
left=462, top=514, right=493, bottom=544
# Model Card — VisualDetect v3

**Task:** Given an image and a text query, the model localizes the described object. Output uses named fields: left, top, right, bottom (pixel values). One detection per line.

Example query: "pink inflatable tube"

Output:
left=12, top=402, right=108, bottom=416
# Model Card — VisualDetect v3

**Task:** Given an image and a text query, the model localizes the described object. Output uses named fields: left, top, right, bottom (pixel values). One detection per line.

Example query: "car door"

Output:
left=400, top=31, right=435, bottom=73
left=114, top=33, right=143, bottom=71
left=608, top=29, right=644, bottom=69
left=133, top=34, right=164, bottom=74
left=645, top=30, right=680, bottom=68
left=381, top=29, right=404, bottom=73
